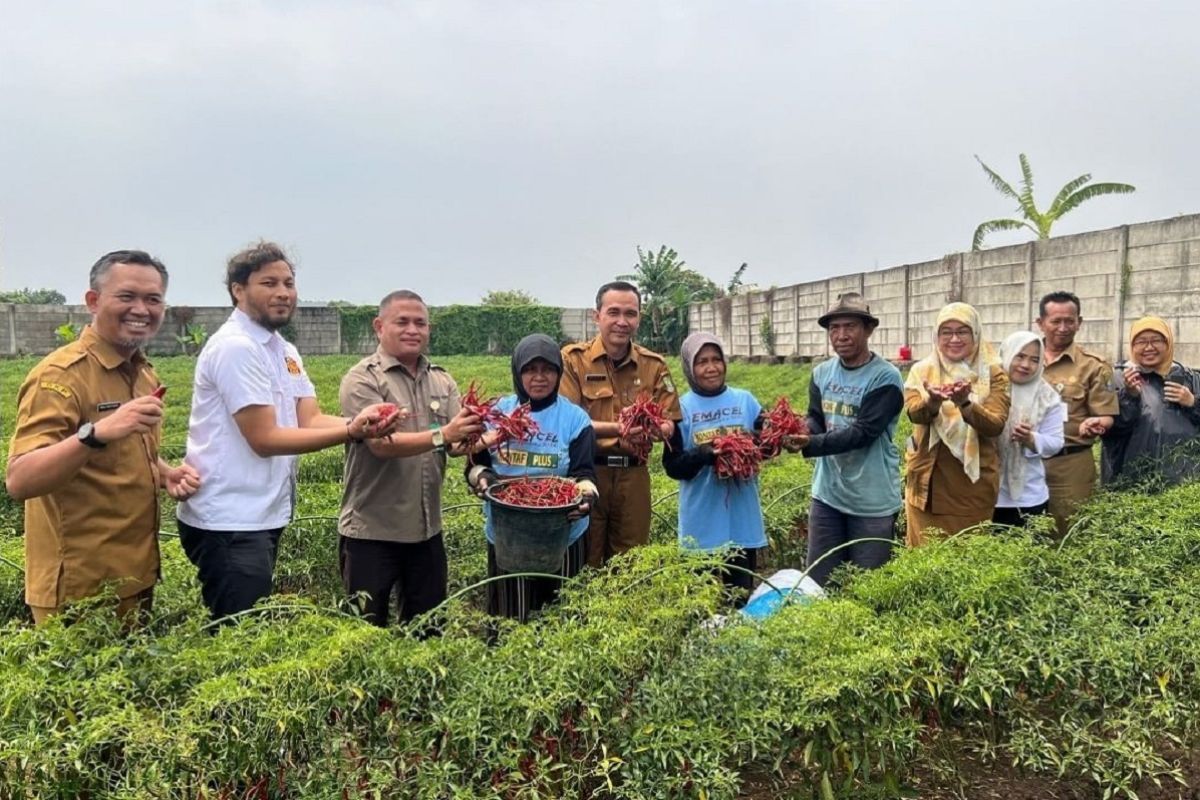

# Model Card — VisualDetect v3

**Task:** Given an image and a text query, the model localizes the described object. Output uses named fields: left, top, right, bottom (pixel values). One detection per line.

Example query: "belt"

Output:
left=597, top=455, right=639, bottom=468
left=1048, top=444, right=1092, bottom=459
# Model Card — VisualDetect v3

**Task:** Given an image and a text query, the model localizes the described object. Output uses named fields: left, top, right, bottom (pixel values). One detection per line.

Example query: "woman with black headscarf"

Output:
left=466, top=334, right=598, bottom=621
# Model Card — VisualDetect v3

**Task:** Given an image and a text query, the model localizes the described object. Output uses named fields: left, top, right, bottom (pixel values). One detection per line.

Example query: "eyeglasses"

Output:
left=937, top=327, right=974, bottom=341
left=1131, top=336, right=1166, bottom=349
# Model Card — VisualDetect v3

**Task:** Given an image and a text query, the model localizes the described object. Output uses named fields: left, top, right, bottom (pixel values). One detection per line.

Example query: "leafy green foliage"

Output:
left=759, top=315, right=776, bottom=355
left=174, top=322, right=209, bottom=355
left=971, top=153, right=1136, bottom=250
left=618, top=246, right=724, bottom=355
left=429, top=305, right=564, bottom=355
left=0, top=287, right=67, bottom=304
left=480, top=289, right=540, bottom=306
left=336, top=305, right=378, bottom=353
left=53, top=321, right=81, bottom=345
left=1, top=356, right=1198, bottom=798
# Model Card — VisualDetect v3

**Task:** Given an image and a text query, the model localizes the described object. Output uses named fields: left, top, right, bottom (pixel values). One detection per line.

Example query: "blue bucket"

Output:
left=484, top=478, right=579, bottom=573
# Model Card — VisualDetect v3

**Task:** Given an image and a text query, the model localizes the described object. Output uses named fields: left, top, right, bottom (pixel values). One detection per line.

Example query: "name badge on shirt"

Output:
left=585, top=373, right=607, bottom=382
left=97, top=401, right=122, bottom=411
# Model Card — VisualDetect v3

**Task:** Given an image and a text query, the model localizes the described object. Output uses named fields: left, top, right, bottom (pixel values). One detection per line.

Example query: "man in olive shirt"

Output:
left=560, top=280, right=682, bottom=567
left=5, top=250, right=200, bottom=623
left=1037, top=291, right=1119, bottom=536
left=338, top=290, right=484, bottom=626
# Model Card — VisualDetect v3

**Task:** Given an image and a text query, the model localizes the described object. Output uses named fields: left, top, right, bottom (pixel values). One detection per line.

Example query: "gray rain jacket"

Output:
left=1102, top=361, right=1200, bottom=487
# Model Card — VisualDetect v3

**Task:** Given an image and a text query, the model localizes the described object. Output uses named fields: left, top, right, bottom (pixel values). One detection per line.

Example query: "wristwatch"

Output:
left=77, top=422, right=106, bottom=449
left=430, top=426, right=445, bottom=450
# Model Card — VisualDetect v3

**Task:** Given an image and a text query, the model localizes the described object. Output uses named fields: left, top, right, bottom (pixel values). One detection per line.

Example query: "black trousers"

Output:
left=718, top=547, right=760, bottom=607
left=178, top=520, right=283, bottom=623
left=992, top=502, right=1049, bottom=527
left=339, top=534, right=448, bottom=627
left=486, top=533, right=588, bottom=622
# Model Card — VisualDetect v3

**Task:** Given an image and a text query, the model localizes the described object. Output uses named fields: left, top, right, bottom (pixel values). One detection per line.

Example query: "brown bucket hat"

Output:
left=817, top=292, right=880, bottom=329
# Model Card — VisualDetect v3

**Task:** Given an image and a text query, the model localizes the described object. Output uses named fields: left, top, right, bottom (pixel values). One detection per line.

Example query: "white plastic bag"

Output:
left=740, top=568, right=825, bottom=620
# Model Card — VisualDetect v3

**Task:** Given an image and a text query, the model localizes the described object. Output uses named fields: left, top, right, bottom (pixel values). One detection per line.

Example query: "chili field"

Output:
left=1, top=355, right=1200, bottom=799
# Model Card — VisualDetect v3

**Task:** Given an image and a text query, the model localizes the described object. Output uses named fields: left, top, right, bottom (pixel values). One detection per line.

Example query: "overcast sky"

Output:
left=1, top=1, right=1197, bottom=308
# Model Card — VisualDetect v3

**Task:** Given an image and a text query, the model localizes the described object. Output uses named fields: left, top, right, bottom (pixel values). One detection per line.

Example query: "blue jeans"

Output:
left=806, top=498, right=897, bottom=587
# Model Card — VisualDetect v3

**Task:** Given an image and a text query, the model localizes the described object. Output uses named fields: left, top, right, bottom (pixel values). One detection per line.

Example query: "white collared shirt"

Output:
left=177, top=309, right=317, bottom=530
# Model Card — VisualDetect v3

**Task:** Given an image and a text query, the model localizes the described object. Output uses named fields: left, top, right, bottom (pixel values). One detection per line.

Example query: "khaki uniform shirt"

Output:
left=559, top=336, right=682, bottom=457
left=1043, top=342, right=1119, bottom=447
left=8, top=326, right=162, bottom=607
left=903, top=364, right=1010, bottom=516
left=338, top=349, right=461, bottom=543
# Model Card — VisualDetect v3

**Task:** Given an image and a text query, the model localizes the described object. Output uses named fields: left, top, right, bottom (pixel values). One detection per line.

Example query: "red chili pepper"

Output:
left=618, top=393, right=672, bottom=462
left=712, top=430, right=763, bottom=481
left=758, top=396, right=809, bottom=459
left=151, top=385, right=167, bottom=399
left=462, top=382, right=541, bottom=462
left=491, top=476, right=579, bottom=508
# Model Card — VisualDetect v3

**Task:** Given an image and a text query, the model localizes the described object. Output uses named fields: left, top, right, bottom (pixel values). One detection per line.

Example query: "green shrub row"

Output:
left=2, top=483, right=1200, bottom=798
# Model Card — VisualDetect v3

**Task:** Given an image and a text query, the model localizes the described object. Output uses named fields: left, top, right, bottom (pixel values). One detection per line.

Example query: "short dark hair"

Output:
left=90, top=250, right=169, bottom=292
left=1039, top=291, right=1081, bottom=319
left=378, top=289, right=426, bottom=316
left=595, top=280, right=641, bottom=310
left=225, top=241, right=293, bottom=306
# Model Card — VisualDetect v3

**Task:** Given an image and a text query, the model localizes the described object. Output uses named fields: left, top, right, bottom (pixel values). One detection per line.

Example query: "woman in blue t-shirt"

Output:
left=466, top=334, right=598, bottom=621
left=663, top=332, right=769, bottom=604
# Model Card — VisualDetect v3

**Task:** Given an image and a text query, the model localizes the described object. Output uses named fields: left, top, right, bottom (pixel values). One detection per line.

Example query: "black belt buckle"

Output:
left=605, top=455, right=632, bottom=468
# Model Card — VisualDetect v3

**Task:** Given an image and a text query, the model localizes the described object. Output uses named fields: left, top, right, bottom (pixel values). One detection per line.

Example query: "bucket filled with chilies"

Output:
left=484, top=476, right=584, bottom=573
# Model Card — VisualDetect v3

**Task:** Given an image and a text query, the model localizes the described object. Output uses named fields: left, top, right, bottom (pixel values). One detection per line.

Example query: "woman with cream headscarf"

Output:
left=1102, top=316, right=1200, bottom=487
left=993, top=332, right=1065, bottom=526
left=903, top=303, right=1010, bottom=544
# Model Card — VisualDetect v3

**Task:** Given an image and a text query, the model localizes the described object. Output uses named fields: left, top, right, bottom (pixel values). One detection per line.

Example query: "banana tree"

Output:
left=971, top=153, right=1135, bottom=250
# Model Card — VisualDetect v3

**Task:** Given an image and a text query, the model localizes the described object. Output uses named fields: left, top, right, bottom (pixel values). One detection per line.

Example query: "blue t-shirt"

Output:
left=676, top=387, right=767, bottom=551
left=484, top=395, right=592, bottom=545
left=809, top=356, right=903, bottom=516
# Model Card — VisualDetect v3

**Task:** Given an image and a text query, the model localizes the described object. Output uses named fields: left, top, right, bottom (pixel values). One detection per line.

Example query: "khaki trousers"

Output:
left=30, top=587, right=154, bottom=627
left=1044, top=448, right=1097, bottom=537
left=586, top=464, right=652, bottom=567
left=904, top=504, right=991, bottom=547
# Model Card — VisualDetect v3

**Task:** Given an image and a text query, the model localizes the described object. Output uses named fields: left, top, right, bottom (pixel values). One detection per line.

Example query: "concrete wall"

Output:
left=689, top=213, right=1200, bottom=366
left=0, top=305, right=596, bottom=357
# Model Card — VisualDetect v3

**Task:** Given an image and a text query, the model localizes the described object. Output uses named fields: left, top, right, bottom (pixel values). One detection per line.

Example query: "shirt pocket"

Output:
left=428, top=390, right=454, bottom=426
left=1058, top=382, right=1087, bottom=409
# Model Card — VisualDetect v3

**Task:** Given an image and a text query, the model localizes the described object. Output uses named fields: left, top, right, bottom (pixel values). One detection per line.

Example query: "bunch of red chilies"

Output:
left=712, top=431, right=763, bottom=481
left=617, top=393, right=672, bottom=462
left=492, top=476, right=580, bottom=508
left=757, top=396, right=810, bottom=459
left=461, top=382, right=540, bottom=461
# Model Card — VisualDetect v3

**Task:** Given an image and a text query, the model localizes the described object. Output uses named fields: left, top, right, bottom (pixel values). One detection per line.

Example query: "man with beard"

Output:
left=6, top=249, right=201, bottom=624
left=1037, top=291, right=1118, bottom=536
left=176, top=242, right=399, bottom=622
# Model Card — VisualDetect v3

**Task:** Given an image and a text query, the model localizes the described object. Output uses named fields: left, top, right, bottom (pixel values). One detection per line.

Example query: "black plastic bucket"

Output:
left=484, top=478, right=579, bottom=573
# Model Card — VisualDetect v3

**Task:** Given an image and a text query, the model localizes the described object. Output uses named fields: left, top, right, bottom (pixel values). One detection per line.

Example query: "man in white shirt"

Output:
left=177, top=241, right=398, bottom=622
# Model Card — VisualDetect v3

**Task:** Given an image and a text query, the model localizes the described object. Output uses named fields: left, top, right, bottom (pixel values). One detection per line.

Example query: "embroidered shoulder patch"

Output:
left=39, top=381, right=72, bottom=398
left=284, top=356, right=302, bottom=376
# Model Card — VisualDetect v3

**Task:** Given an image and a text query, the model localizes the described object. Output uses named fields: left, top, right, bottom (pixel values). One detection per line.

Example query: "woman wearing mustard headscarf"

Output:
left=903, top=303, right=1010, bottom=544
left=1101, top=316, right=1200, bottom=487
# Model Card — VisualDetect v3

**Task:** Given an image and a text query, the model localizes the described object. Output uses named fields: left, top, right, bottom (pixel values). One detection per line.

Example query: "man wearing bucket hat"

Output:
left=796, top=293, right=904, bottom=586
left=466, top=334, right=598, bottom=621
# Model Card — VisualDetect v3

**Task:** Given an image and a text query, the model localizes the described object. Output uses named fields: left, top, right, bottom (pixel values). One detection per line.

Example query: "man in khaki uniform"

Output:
left=5, top=250, right=201, bottom=624
left=560, top=280, right=682, bottom=567
left=1037, top=291, right=1119, bottom=536
left=338, top=290, right=483, bottom=626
